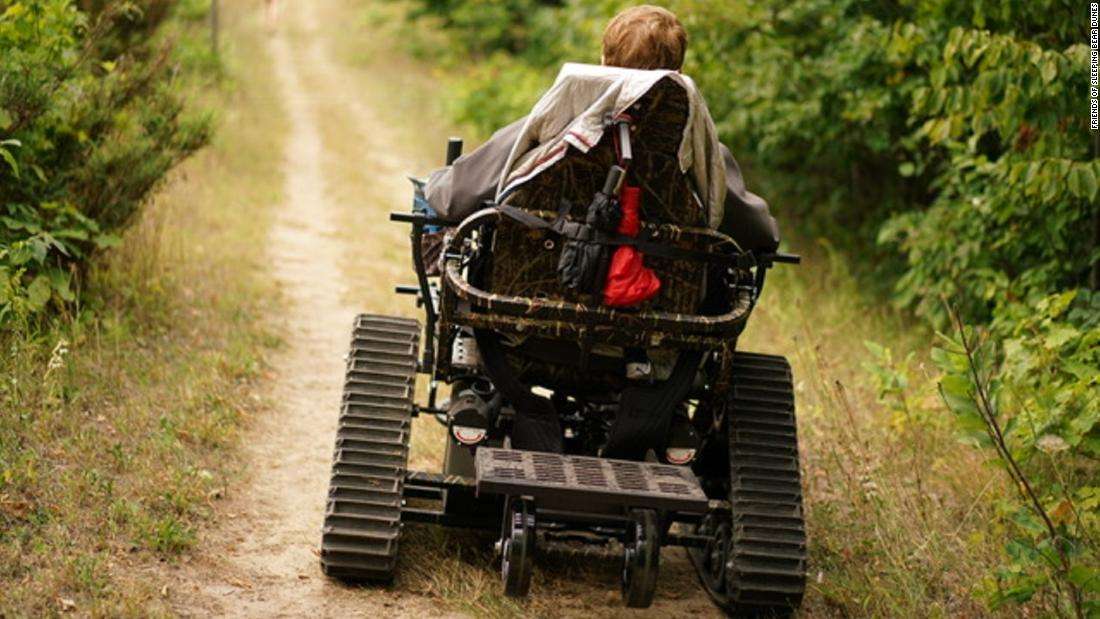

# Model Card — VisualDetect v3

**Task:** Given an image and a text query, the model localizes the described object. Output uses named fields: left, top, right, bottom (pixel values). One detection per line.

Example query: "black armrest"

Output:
left=758, top=252, right=802, bottom=265
left=390, top=212, right=451, bottom=227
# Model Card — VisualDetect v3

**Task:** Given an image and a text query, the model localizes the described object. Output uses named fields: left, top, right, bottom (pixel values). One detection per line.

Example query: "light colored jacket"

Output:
left=496, top=63, right=726, bottom=227
left=425, top=66, right=780, bottom=251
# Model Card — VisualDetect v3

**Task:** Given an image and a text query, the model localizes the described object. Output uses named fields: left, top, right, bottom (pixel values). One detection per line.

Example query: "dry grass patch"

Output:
left=0, top=7, right=285, bottom=615
left=743, top=242, right=1021, bottom=617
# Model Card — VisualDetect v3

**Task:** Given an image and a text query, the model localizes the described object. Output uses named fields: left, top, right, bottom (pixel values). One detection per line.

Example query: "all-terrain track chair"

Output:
left=319, top=72, right=806, bottom=616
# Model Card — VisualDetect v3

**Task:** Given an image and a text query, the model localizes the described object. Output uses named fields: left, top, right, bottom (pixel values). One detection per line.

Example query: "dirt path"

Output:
left=165, top=4, right=436, bottom=617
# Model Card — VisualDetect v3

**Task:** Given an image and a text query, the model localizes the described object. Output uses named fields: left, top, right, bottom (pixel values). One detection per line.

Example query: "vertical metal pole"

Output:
left=446, top=138, right=464, bottom=165
left=210, top=0, right=220, bottom=56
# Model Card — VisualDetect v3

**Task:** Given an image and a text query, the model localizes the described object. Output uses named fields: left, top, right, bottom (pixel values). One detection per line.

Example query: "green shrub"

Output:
left=936, top=292, right=1098, bottom=615
left=0, top=0, right=210, bottom=327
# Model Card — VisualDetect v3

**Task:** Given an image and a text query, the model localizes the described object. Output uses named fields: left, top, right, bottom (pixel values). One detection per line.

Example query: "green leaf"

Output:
left=94, top=233, right=122, bottom=249
left=955, top=407, right=989, bottom=433
left=6, top=243, right=32, bottom=266
left=1010, top=511, right=1046, bottom=536
left=1043, top=325, right=1079, bottom=349
left=1045, top=290, right=1078, bottom=316
left=940, top=373, right=972, bottom=398
left=898, top=162, right=916, bottom=177
left=864, top=340, right=888, bottom=360
left=0, top=147, right=18, bottom=179
left=1064, top=361, right=1096, bottom=380
left=1040, top=58, right=1057, bottom=84
left=1081, top=165, right=1098, bottom=202
left=26, top=275, right=51, bottom=310
left=941, top=374, right=981, bottom=417
left=1042, top=173, right=1060, bottom=203
left=48, top=269, right=75, bottom=303
left=29, top=237, right=48, bottom=263
left=1067, top=565, right=1100, bottom=594
left=0, top=108, right=11, bottom=130
left=1067, top=164, right=1095, bottom=200
left=52, top=228, right=89, bottom=241
left=1068, top=167, right=1083, bottom=197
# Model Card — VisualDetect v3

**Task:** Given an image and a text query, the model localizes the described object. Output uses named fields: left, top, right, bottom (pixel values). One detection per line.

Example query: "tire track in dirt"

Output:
left=164, top=5, right=437, bottom=617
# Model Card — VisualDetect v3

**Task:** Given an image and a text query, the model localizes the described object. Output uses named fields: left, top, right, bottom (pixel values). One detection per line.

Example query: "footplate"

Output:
left=475, top=448, right=708, bottom=513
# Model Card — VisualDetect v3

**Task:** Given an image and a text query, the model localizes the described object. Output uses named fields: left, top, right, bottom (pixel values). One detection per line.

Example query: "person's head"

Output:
left=601, top=5, right=687, bottom=71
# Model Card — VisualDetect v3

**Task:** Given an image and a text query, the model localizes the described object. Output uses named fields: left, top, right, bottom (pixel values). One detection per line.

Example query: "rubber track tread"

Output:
left=692, top=352, right=807, bottom=617
left=727, top=353, right=806, bottom=614
left=320, top=314, right=419, bottom=582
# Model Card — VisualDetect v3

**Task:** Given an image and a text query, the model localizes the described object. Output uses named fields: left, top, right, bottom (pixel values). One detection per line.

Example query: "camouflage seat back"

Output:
left=489, top=77, right=706, bottom=314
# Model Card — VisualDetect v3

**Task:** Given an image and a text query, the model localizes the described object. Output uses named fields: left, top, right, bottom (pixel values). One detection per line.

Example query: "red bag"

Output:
left=603, top=186, right=661, bottom=307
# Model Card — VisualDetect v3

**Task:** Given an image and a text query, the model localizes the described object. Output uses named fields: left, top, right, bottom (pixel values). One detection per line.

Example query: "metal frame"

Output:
left=384, top=135, right=804, bottom=596
left=391, top=208, right=799, bottom=356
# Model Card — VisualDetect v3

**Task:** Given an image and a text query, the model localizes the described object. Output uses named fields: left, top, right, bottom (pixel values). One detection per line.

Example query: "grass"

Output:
left=0, top=7, right=285, bottom=616
left=742, top=241, right=1023, bottom=617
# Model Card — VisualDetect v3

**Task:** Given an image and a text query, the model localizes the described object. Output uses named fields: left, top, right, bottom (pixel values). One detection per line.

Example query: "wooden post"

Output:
left=210, top=0, right=220, bottom=56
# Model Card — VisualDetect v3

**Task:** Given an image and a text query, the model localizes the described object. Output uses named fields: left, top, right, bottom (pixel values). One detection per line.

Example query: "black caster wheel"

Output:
left=500, top=497, right=536, bottom=598
left=622, top=508, right=660, bottom=608
left=698, top=513, right=731, bottom=593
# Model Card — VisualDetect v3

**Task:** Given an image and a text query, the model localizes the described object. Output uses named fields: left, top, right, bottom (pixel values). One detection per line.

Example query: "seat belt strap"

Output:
left=494, top=203, right=744, bottom=267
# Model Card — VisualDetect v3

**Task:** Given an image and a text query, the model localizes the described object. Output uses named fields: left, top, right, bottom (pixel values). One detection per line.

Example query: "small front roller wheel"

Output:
left=501, top=497, right=536, bottom=598
left=699, top=512, right=731, bottom=594
left=622, top=508, right=660, bottom=608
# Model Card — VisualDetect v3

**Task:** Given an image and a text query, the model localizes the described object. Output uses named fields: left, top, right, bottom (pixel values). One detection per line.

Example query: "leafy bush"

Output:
left=0, top=0, right=210, bottom=326
left=936, top=294, right=1098, bottom=615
